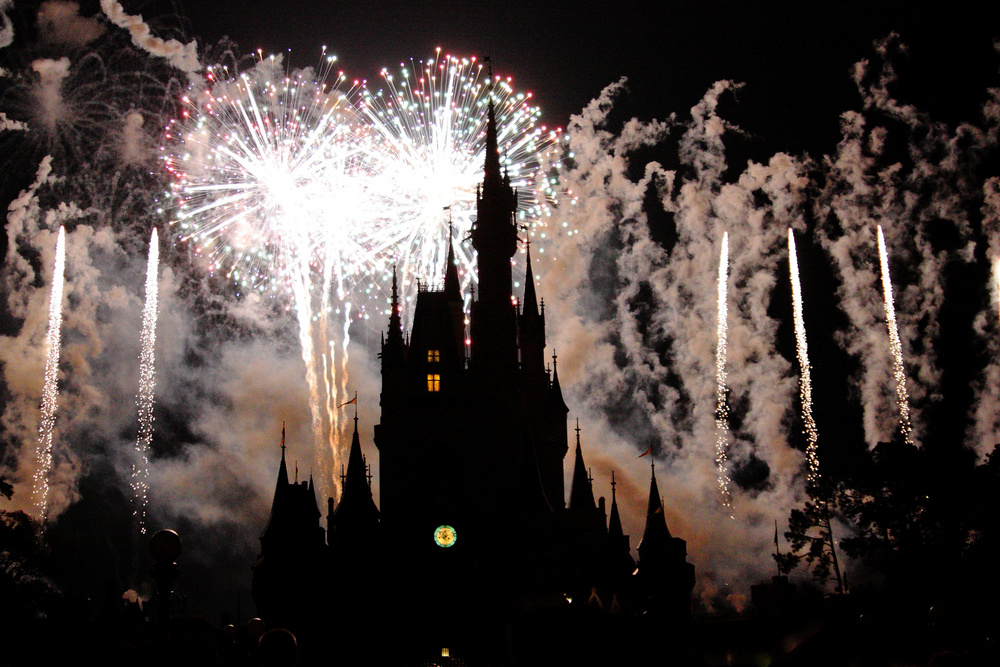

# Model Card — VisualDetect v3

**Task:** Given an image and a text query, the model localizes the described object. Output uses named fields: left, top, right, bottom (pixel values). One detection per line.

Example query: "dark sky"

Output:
left=170, top=0, right=1000, bottom=158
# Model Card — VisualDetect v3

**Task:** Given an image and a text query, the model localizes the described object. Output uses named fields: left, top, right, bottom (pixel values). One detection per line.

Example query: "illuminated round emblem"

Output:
left=433, top=525, right=457, bottom=548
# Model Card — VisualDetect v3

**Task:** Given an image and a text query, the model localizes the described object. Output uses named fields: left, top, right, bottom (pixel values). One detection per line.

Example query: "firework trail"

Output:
left=788, top=230, right=821, bottom=485
left=33, top=226, right=66, bottom=522
left=358, top=50, right=563, bottom=318
left=715, top=231, right=733, bottom=513
left=132, top=229, right=159, bottom=534
left=876, top=225, right=914, bottom=445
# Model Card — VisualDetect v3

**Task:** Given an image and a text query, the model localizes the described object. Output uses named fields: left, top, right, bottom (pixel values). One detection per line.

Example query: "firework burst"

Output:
left=163, top=53, right=381, bottom=501
left=358, top=50, right=563, bottom=317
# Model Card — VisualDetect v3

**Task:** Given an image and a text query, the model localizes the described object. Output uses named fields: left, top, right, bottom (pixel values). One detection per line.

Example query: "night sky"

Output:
left=2, top=0, right=1000, bottom=621
left=175, top=0, right=999, bottom=156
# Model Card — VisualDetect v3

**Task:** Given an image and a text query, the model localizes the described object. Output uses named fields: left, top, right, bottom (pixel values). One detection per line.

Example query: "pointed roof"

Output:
left=444, top=222, right=461, bottom=302
left=546, top=353, right=569, bottom=414
left=340, top=414, right=373, bottom=505
left=638, top=461, right=673, bottom=557
left=522, top=241, right=539, bottom=316
left=608, top=471, right=624, bottom=541
left=569, top=420, right=596, bottom=511
left=261, top=423, right=314, bottom=541
left=333, top=412, right=379, bottom=534
left=383, top=266, right=405, bottom=362
left=483, top=97, right=502, bottom=188
left=276, top=422, right=288, bottom=487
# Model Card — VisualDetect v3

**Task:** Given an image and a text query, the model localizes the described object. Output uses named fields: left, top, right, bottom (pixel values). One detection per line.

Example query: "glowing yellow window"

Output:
left=427, top=374, right=441, bottom=392
left=427, top=349, right=440, bottom=363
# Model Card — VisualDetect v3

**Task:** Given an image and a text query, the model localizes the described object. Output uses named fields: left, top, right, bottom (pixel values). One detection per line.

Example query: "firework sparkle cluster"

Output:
left=163, top=50, right=565, bottom=321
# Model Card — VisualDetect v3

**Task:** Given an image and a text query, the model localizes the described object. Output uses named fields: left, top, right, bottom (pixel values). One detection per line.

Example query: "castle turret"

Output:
left=252, top=425, right=326, bottom=629
left=635, top=461, right=695, bottom=623
left=470, top=98, right=519, bottom=383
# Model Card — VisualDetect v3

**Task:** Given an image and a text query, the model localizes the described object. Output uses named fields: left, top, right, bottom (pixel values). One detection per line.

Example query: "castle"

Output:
left=251, top=100, right=695, bottom=665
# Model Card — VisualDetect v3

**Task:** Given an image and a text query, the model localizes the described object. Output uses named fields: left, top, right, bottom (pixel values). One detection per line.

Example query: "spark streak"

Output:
left=876, top=225, right=914, bottom=445
left=788, top=230, right=821, bottom=486
left=132, top=229, right=159, bottom=534
left=33, top=226, right=66, bottom=521
left=715, top=232, right=733, bottom=513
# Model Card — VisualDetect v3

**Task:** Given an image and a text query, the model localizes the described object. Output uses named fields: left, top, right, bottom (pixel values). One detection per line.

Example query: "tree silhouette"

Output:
left=0, top=476, right=60, bottom=624
left=778, top=486, right=846, bottom=593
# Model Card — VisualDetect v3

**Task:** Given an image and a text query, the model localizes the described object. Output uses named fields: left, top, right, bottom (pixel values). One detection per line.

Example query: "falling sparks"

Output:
left=33, top=226, right=66, bottom=522
left=164, top=54, right=372, bottom=502
left=715, top=232, right=733, bottom=513
left=788, top=230, right=821, bottom=486
left=132, top=229, right=159, bottom=534
left=876, top=225, right=914, bottom=445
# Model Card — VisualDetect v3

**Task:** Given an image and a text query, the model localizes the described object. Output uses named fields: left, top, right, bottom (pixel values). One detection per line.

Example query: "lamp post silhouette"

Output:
left=149, top=529, right=182, bottom=623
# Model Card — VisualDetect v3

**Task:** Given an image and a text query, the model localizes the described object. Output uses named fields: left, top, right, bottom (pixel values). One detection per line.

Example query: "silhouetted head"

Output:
left=259, top=627, right=298, bottom=666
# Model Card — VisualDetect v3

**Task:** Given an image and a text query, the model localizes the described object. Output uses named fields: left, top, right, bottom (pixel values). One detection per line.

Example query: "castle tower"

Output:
left=635, top=461, right=695, bottom=622
left=252, top=426, right=326, bottom=629
left=469, top=98, right=519, bottom=387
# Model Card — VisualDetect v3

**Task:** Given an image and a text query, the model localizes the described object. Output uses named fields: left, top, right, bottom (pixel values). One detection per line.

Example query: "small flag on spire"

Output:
left=338, top=394, right=357, bottom=408
left=638, top=446, right=653, bottom=458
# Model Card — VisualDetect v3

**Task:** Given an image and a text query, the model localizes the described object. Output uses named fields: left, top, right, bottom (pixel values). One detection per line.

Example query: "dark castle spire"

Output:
left=608, top=471, right=624, bottom=541
left=522, top=240, right=539, bottom=318
left=470, top=82, right=519, bottom=377
left=483, top=97, right=502, bottom=188
left=444, top=221, right=461, bottom=302
left=388, top=266, right=403, bottom=346
left=547, top=352, right=568, bottom=414
left=333, top=409, right=379, bottom=539
left=569, top=419, right=596, bottom=511
left=639, top=461, right=672, bottom=548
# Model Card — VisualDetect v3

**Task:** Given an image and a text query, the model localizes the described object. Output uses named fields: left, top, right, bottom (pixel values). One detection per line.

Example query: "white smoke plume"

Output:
left=100, top=0, right=201, bottom=80
left=545, top=79, right=814, bottom=609
left=0, top=0, right=13, bottom=49
left=813, top=34, right=997, bottom=448
left=38, top=1, right=105, bottom=48
left=974, top=177, right=1000, bottom=457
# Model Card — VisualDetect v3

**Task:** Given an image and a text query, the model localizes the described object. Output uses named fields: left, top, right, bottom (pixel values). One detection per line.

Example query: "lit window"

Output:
left=427, top=374, right=440, bottom=392
left=427, top=349, right=440, bottom=363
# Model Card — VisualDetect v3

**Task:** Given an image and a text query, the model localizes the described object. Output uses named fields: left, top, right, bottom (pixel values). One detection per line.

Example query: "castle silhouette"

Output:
left=251, top=99, right=695, bottom=666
